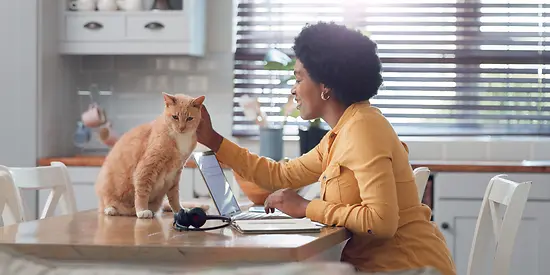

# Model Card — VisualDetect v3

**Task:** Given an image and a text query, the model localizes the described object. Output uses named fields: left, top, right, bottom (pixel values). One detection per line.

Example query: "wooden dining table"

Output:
left=0, top=208, right=350, bottom=272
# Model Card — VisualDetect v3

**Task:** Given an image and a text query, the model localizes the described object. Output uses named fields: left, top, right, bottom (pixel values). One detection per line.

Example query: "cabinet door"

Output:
left=38, top=182, right=99, bottom=216
left=126, top=15, right=188, bottom=41
left=178, top=168, right=195, bottom=200
left=65, top=14, right=125, bottom=41
left=436, top=200, right=550, bottom=275
left=39, top=167, right=209, bottom=215
left=38, top=167, right=101, bottom=215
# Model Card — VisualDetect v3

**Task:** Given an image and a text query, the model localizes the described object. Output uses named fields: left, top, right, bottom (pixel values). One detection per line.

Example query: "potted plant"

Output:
left=264, top=49, right=329, bottom=155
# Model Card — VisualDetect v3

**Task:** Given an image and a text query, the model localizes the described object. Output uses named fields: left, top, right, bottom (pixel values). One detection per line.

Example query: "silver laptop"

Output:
left=192, top=151, right=291, bottom=220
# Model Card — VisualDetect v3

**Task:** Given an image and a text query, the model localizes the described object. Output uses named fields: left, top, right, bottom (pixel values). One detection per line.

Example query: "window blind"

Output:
left=232, top=0, right=550, bottom=137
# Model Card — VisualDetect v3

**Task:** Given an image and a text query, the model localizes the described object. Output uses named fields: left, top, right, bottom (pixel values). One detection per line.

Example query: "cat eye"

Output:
left=186, top=117, right=194, bottom=121
left=172, top=115, right=179, bottom=120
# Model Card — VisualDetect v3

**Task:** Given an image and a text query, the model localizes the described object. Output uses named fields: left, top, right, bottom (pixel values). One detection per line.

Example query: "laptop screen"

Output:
left=192, top=151, right=241, bottom=217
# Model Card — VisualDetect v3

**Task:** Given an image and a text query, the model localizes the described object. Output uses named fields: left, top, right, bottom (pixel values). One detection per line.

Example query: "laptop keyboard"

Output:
left=233, top=211, right=292, bottom=220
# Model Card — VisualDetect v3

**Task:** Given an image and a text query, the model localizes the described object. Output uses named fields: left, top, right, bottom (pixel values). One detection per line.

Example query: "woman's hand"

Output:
left=264, top=188, right=310, bottom=218
left=197, top=105, right=223, bottom=152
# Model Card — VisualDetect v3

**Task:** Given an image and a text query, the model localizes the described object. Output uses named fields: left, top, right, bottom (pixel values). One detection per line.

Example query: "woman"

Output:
left=196, top=22, right=456, bottom=275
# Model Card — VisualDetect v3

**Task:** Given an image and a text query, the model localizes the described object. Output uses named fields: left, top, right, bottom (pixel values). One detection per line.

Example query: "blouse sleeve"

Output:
left=215, top=138, right=324, bottom=191
left=305, top=118, right=400, bottom=238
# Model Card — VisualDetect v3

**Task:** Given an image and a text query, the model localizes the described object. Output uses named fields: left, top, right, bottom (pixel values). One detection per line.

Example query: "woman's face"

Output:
left=292, top=59, right=325, bottom=120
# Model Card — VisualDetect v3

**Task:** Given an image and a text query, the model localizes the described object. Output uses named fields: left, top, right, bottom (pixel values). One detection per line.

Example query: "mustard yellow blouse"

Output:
left=215, top=101, right=456, bottom=275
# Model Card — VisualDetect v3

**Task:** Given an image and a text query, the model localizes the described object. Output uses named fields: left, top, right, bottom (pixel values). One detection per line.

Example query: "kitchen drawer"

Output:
left=126, top=15, right=188, bottom=41
left=65, top=15, right=125, bottom=42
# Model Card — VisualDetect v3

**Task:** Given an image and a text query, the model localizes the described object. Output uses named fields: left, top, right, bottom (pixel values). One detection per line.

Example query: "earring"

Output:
left=321, top=92, right=331, bottom=101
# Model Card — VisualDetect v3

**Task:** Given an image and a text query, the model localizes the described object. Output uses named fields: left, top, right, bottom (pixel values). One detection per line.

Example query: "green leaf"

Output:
left=264, top=61, right=287, bottom=70
left=289, top=108, right=300, bottom=118
left=264, top=59, right=296, bottom=71
left=264, top=48, right=292, bottom=66
left=282, top=59, right=296, bottom=71
left=361, top=29, right=372, bottom=37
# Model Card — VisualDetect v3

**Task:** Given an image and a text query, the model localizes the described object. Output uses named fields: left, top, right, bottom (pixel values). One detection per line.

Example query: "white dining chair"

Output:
left=4, top=161, right=77, bottom=221
left=0, top=168, right=23, bottom=226
left=466, top=174, right=531, bottom=275
left=413, top=167, right=430, bottom=201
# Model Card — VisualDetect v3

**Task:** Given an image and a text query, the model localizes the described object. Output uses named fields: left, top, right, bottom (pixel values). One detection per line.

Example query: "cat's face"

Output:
left=162, top=93, right=205, bottom=134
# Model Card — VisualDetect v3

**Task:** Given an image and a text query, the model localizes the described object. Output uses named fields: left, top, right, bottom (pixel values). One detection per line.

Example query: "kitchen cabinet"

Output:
left=38, top=166, right=238, bottom=214
left=433, top=172, right=550, bottom=275
left=38, top=167, right=100, bottom=215
left=58, top=0, right=206, bottom=55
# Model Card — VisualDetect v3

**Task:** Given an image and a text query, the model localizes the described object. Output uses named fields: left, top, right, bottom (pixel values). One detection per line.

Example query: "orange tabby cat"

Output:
left=95, top=93, right=205, bottom=218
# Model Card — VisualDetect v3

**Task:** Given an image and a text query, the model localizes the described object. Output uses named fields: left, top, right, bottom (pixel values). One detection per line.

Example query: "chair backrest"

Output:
left=413, top=167, right=430, bottom=200
left=467, top=174, right=532, bottom=275
left=0, top=169, right=23, bottom=226
left=5, top=161, right=77, bottom=220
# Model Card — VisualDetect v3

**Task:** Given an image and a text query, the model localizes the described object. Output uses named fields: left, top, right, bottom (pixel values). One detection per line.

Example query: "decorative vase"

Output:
left=259, top=127, right=284, bottom=161
left=233, top=172, right=271, bottom=205
left=234, top=158, right=308, bottom=204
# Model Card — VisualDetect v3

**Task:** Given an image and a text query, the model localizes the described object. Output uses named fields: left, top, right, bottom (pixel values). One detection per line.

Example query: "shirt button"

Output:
left=323, top=175, right=327, bottom=180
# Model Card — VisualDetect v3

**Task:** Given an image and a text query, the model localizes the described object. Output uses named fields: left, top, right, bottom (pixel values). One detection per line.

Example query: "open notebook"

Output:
left=232, top=218, right=325, bottom=234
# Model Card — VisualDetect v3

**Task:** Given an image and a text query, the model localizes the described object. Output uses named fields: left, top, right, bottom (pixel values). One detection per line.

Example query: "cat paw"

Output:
left=136, top=210, right=154, bottom=219
left=104, top=206, right=118, bottom=216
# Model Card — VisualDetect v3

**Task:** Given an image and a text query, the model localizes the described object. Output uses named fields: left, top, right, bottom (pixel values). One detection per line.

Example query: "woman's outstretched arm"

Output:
left=215, top=137, right=323, bottom=191
left=198, top=106, right=323, bottom=191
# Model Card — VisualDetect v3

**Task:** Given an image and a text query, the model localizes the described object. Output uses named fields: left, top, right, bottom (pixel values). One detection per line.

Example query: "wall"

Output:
left=38, top=0, right=81, bottom=159
left=0, top=0, right=39, bottom=167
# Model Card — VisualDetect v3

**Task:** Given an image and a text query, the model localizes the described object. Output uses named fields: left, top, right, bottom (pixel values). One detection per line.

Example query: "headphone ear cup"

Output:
left=187, top=207, right=207, bottom=228
left=175, top=208, right=191, bottom=227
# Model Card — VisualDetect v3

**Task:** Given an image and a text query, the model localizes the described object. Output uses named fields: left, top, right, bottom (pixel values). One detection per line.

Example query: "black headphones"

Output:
left=172, top=207, right=232, bottom=231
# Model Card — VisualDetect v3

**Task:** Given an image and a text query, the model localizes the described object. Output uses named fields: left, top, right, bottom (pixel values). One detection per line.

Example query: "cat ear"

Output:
left=192, top=95, right=206, bottom=108
left=163, top=92, right=177, bottom=106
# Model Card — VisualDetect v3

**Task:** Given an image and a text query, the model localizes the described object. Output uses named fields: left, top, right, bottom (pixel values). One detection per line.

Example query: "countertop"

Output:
left=0, top=209, right=350, bottom=265
left=38, top=156, right=550, bottom=173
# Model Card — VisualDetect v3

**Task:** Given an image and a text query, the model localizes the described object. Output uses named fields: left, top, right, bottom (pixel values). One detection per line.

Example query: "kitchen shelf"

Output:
left=64, top=10, right=186, bottom=15
left=58, top=0, right=206, bottom=56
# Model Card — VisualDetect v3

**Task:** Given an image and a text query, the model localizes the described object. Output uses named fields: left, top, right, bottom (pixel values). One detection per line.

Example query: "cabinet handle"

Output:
left=83, top=22, right=103, bottom=30
left=145, top=22, right=165, bottom=30
left=441, top=222, right=450, bottom=230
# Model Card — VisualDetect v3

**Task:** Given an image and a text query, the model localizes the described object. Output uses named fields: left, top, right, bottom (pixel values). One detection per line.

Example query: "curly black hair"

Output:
left=292, top=22, right=383, bottom=107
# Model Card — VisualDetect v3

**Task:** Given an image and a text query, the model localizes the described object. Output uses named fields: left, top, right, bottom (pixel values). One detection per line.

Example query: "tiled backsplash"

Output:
left=238, top=137, right=550, bottom=162
left=74, top=53, right=235, bottom=151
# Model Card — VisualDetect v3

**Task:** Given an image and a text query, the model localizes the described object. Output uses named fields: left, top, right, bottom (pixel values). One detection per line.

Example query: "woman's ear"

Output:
left=319, top=84, right=331, bottom=96
left=319, top=83, right=331, bottom=94
left=320, top=87, right=331, bottom=101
